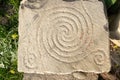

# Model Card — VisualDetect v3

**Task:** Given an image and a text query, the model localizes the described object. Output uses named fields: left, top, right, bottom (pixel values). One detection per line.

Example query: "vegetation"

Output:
left=105, top=0, right=117, bottom=8
left=0, top=0, right=23, bottom=80
left=0, top=0, right=119, bottom=80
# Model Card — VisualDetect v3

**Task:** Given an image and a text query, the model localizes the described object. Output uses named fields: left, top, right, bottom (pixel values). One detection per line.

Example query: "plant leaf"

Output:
left=105, top=0, right=117, bottom=8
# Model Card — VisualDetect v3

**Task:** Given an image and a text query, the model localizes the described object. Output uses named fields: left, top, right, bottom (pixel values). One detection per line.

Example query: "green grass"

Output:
left=0, top=0, right=23, bottom=80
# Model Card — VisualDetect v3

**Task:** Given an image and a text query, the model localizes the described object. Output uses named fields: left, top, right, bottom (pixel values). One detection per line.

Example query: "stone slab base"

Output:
left=23, top=73, right=98, bottom=80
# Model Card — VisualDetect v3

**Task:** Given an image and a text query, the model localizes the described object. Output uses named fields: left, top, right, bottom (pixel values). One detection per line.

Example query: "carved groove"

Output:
left=24, top=52, right=37, bottom=69
left=37, top=7, right=93, bottom=63
left=94, top=50, right=106, bottom=65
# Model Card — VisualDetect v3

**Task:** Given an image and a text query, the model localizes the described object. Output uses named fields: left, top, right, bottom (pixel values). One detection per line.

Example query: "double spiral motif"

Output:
left=38, top=7, right=93, bottom=63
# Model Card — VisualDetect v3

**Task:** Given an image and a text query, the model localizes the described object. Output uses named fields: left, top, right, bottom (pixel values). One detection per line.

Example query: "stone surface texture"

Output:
left=18, top=0, right=110, bottom=74
left=23, top=73, right=98, bottom=80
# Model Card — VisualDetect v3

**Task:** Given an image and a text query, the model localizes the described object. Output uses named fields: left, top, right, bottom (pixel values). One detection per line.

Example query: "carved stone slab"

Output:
left=18, top=0, right=111, bottom=74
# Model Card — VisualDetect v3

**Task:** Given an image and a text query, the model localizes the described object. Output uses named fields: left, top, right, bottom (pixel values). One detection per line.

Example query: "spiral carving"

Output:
left=24, top=50, right=37, bottom=69
left=94, top=50, right=106, bottom=65
left=38, top=7, right=93, bottom=63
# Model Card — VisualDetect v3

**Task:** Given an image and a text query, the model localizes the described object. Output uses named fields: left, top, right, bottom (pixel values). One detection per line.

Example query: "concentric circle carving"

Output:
left=38, top=7, right=93, bottom=63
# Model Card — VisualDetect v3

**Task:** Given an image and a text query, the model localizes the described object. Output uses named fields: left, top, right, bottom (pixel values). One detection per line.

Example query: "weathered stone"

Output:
left=18, top=0, right=110, bottom=74
left=23, top=73, right=98, bottom=80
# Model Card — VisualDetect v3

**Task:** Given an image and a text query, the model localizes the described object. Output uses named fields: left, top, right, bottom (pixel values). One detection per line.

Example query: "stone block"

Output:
left=18, top=0, right=110, bottom=74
